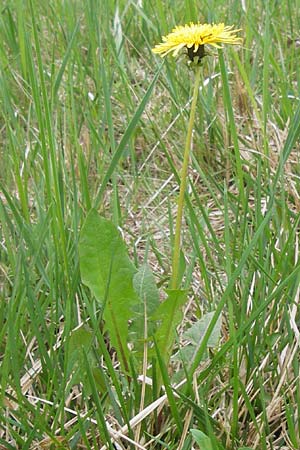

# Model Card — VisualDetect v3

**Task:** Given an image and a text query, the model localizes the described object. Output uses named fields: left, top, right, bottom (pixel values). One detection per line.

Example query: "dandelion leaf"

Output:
left=184, top=311, right=221, bottom=347
left=131, top=264, right=160, bottom=351
left=67, top=325, right=106, bottom=393
left=173, top=311, right=221, bottom=365
left=79, top=209, right=139, bottom=372
left=190, top=429, right=213, bottom=450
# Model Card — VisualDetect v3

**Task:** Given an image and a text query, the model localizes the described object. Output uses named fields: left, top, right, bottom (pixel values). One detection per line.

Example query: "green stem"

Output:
left=170, top=65, right=202, bottom=289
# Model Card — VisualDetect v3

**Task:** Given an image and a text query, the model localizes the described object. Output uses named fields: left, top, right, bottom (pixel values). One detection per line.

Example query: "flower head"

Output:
left=152, top=22, right=242, bottom=62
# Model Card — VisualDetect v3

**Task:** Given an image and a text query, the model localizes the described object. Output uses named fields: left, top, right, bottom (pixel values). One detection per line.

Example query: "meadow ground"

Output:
left=1, top=1, right=300, bottom=449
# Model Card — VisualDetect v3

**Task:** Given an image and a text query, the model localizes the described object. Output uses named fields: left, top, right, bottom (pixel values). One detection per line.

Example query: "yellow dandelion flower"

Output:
left=152, top=22, right=242, bottom=62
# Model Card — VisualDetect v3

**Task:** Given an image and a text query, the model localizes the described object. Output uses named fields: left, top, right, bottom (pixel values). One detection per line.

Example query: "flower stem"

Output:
left=170, top=65, right=202, bottom=289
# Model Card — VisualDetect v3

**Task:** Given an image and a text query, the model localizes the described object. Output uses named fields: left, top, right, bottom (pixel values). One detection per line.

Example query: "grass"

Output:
left=1, top=0, right=300, bottom=449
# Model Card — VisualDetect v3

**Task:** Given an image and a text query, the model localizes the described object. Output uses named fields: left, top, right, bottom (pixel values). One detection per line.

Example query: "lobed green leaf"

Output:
left=79, top=209, right=139, bottom=372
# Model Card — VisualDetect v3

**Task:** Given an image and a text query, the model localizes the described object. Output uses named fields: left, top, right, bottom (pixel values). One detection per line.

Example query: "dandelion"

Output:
left=152, top=22, right=242, bottom=63
left=153, top=22, right=242, bottom=289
